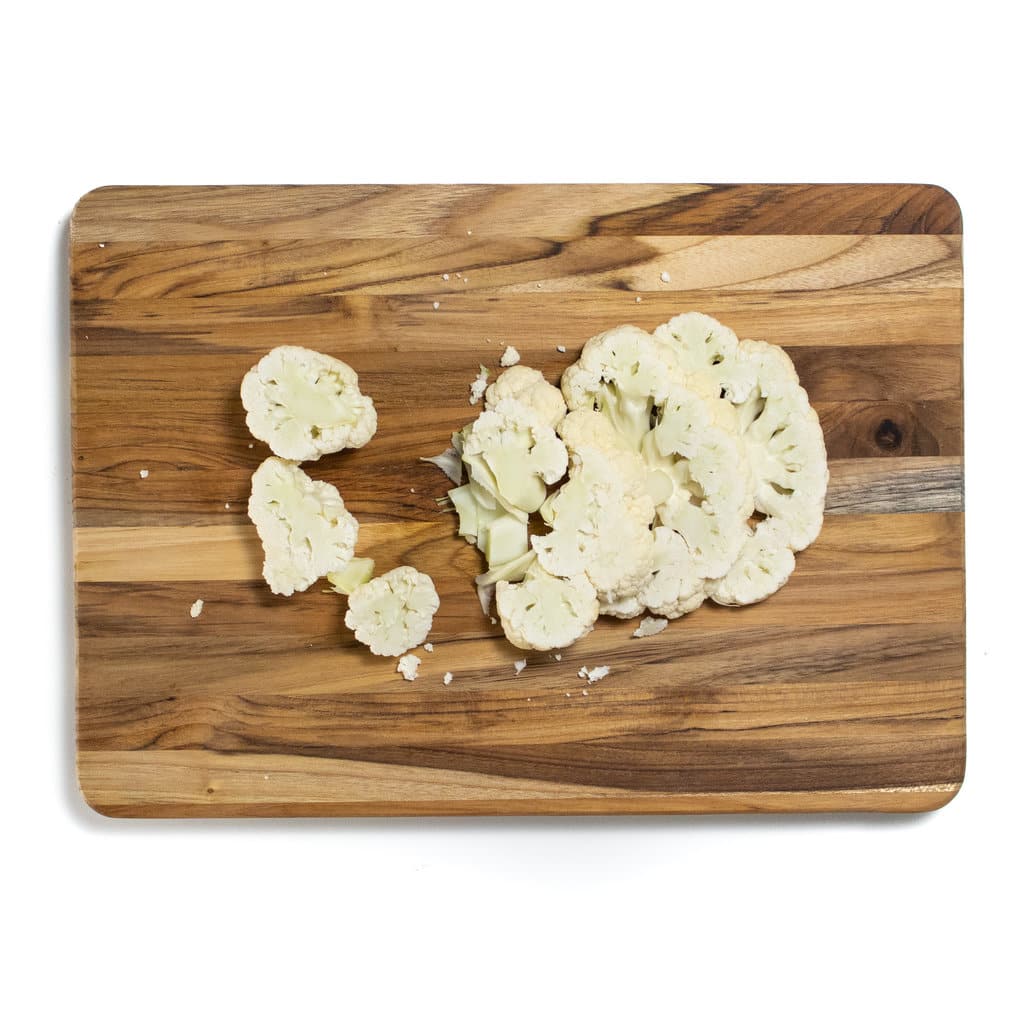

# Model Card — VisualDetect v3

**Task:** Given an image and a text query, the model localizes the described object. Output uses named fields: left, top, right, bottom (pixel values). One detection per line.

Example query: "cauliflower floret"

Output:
left=344, top=566, right=440, bottom=657
left=247, top=457, right=358, bottom=596
left=561, top=325, right=679, bottom=450
left=637, top=526, right=706, bottom=619
left=496, top=565, right=599, bottom=651
left=241, top=346, right=376, bottom=461
left=648, top=386, right=754, bottom=579
left=706, top=518, right=796, bottom=606
left=485, top=365, right=567, bottom=430
left=459, top=398, right=568, bottom=515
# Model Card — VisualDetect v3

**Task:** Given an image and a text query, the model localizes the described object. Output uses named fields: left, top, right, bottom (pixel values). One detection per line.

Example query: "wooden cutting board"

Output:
left=71, top=184, right=965, bottom=817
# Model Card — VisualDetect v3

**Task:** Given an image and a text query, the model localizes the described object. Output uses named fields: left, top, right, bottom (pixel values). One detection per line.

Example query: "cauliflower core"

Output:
left=248, top=457, right=359, bottom=596
left=241, top=346, right=377, bottom=462
left=344, top=566, right=440, bottom=657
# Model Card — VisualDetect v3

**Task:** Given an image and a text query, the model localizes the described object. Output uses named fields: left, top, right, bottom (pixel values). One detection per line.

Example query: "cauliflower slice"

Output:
left=485, top=365, right=567, bottom=430
left=344, top=566, right=440, bottom=657
left=247, top=457, right=358, bottom=596
left=637, top=526, right=706, bottom=619
left=326, top=557, right=376, bottom=595
left=241, top=346, right=376, bottom=461
left=496, top=565, right=599, bottom=651
left=648, top=386, right=754, bottom=579
left=706, top=518, right=796, bottom=606
left=531, top=443, right=655, bottom=606
left=560, top=325, right=678, bottom=450
left=459, top=398, right=568, bottom=515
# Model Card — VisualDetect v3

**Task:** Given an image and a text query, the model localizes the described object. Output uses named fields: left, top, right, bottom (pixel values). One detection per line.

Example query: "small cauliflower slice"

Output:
left=706, top=518, right=796, bottom=606
left=485, top=365, right=567, bottom=430
left=496, top=565, right=599, bottom=651
left=248, top=457, right=358, bottom=596
left=241, top=346, right=376, bottom=461
left=344, top=566, right=440, bottom=657
left=561, top=324, right=678, bottom=450
left=637, top=525, right=706, bottom=619
left=459, top=398, right=568, bottom=515
left=326, top=557, right=376, bottom=595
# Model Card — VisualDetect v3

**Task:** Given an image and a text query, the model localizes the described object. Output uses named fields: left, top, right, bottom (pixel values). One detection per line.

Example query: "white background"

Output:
left=2, top=2, right=1020, bottom=1021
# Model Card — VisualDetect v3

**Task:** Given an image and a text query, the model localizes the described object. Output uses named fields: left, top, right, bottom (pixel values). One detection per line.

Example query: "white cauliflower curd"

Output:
left=241, top=345, right=377, bottom=461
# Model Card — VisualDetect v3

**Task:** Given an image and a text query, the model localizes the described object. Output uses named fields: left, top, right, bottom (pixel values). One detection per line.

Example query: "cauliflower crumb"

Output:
left=432, top=301, right=440, bottom=310
left=500, top=345, right=521, bottom=367
left=556, top=345, right=566, bottom=353
left=490, top=617, right=497, bottom=625
left=577, top=666, right=588, bottom=679
left=189, top=599, right=204, bottom=619
left=578, top=665, right=610, bottom=682
left=423, top=642, right=434, bottom=652
left=397, top=654, right=421, bottom=681
left=582, top=689, right=589, bottom=696
left=248, top=443, right=254, bottom=449
left=224, top=503, right=231, bottom=510
left=469, top=365, right=490, bottom=405
left=139, top=469, right=149, bottom=478
left=467, top=229, right=473, bottom=236
left=633, top=616, right=669, bottom=638
left=443, top=671, right=453, bottom=685
left=660, top=271, right=671, bottom=283
left=565, top=692, right=572, bottom=697
left=635, top=296, right=642, bottom=303
left=554, top=654, right=562, bottom=661
left=514, top=659, right=527, bottom=676
left=442, top=273, right=450, bottom=281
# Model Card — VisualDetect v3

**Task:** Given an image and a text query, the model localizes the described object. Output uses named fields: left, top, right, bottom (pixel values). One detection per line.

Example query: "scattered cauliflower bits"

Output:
left=189, top=599, right=204, bottom=619
left=344, top=566, right=440, bottom=657
left=432, top=312, right=827, bottom=652
left=248, top=457, right=359, bottom=597
left=469, top=365, right=490, bottom=405
left=396, top=654, right=421, bottom=681
left=500, top=345, right=521, bottom=367
left=241, top=345, right=377, bottom=462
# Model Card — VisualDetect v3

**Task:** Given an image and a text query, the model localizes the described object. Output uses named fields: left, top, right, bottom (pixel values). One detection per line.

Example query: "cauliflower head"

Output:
left=247, top=457, right=359, bottom=596
left=344, top=566, right=440, bottom=657
left=241, top=345, right=377, bottom=461
left=496, top=564, right=599, bottom=651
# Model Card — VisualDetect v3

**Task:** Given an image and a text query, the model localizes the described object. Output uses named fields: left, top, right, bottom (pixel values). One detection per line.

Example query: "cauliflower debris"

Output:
left=443, top=671, right=453, bottom=685
left=397, top=654, right=421, bottom=681
left=423, top=642, right=434, bottom=652
left=500, top=345, right=521, bottom=367
left=420, top=446, right=463, bottom=484
left=345, top=566, right=440, bottom=657
left=326, top=557, right=375, bottom=596
left=241, top=346, right=377, bottom=462
left=513, top=659, right=527, bottom=675
left=580, top=665, right=610, bottom=682
left=633, top=616, right=668, bottom=638
left=189, top=599, right=204, bottom=619
left=248, top=457, right=359, bottom=596
left=469, top=365, right=490, bottom=404
left=139, top=469, right=149, bottom=479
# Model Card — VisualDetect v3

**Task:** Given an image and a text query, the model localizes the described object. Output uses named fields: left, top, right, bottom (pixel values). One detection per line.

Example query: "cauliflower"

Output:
left=485, top=365, right=567, bottom=430
left=637, top=526, right=706, bottom=619
left=241, top=346, right=376, bottom=461
left=706, top=518, right=796, bottom=606
left=396, top=653, right=421, bottom=681
left=326, top=557, right=376, bottom=595
left=500, top=345, right=521, bottom=367
left=561, top=325, right=677, bottom=449
left=496, top=564, right=599, bottom=651
left=458, top=398, right=568, bottom=515
left=344, top=566, right=440, bottom=657
left=247, top=457, right=359, bottom=596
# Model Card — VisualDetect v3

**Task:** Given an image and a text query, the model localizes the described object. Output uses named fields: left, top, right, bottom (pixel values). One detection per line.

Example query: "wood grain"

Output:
left=70, top=185, right=964, bottom=817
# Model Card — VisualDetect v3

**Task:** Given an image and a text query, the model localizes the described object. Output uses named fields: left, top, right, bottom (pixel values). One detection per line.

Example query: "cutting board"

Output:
left=71, top=184, right=965, bottom=816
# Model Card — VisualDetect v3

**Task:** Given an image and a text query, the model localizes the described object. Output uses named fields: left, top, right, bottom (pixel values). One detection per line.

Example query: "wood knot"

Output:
left=875, top=418, right=903, bottom=451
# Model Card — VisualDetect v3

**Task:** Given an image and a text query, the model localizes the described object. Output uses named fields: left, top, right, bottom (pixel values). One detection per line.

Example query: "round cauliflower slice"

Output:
left=485, top=365, right=567, bottom=430
left=241, top=345, right=377, bottom=461
left=344, top=566, right=440, bottom=657
left=706, top=518, right=796, bottom=606
left=496, top=565, right=599, bottom=651
left=247, top=457, right=358, bottom=596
